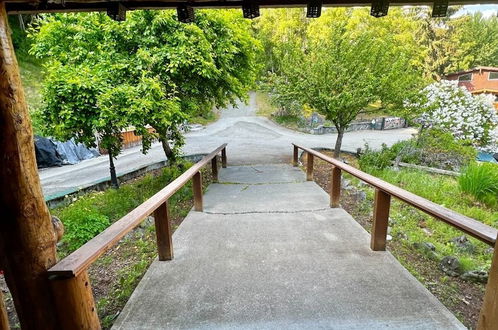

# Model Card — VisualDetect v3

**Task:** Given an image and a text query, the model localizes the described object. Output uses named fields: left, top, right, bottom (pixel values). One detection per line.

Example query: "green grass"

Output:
left=19, top=59, right=44, bottom=111
left=189, top=110, right=219, bottom=126
left=459, top=162, right=498, bottom=207
left=18, top=59, right=45, bottom=135
left=52, top=162, right=192, bottom=256
left=255, top=91, right=277, bottom=117
left=361, top=168, right=498, bottom=270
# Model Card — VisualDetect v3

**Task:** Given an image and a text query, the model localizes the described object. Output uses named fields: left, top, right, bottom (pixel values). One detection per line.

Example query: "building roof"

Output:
left=446, top=66, right=498, bottom=77
left=5, top=0, right=498, bottom=14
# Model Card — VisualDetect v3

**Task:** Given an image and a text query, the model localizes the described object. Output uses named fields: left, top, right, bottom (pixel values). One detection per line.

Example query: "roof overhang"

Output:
left=5, top=0, right=498, bottom=14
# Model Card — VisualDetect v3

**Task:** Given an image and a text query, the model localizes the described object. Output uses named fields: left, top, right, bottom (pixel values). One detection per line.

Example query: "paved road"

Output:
left=113, top=165, right=464, bottom=329
left=40, top=92, right=416, bottom=198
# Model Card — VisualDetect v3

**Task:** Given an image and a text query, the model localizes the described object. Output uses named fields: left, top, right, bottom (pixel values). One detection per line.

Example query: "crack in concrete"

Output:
left=204, top=208, right=331, bottom=215
left=217, top=181, right=308, bottom=185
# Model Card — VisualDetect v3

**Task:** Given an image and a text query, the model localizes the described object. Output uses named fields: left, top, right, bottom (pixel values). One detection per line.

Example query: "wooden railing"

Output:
left=293, top=143, right=498, bottom=329
left=47, top=144, right=227, bottom=329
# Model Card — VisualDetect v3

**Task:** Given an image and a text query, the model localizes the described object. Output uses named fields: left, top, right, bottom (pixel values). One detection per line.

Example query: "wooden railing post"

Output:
left=211, top=157, right=218, bottom=183
left=154, top=201, right=173, bottom=261
left=193, top=172, right=203, bottom=211
left=478, top=237, right=498, bottom=329
left=0, top=289, right=9, bottom=330
left=330, top=167, right=341, bottom=208
left=371, top=189, right=391, bottom=251
left=221, top=148, right=227, bottom=168
left=306, top=153, right=314, bottom=181
left=293, top=145, right=299, bottom=166
left=49, top=271, right=100, bottom=329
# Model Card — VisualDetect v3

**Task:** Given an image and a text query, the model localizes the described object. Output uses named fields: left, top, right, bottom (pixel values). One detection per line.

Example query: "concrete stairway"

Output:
left=113, top=164, right=465, bottom=329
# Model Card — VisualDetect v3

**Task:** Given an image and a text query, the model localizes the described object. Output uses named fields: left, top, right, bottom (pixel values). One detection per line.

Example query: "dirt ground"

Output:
left=305, top=151, right=485, bottom=329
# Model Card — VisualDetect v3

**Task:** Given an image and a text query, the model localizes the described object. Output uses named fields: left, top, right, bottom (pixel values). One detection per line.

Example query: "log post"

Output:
left=154, top=201, right=173, bottom=261
left=370, top=189, right=391, bottom=251
left=306, top=153, right=314, bottom=181
left=0, top=5, right=59, bottom=328
left=49, top=271, right=101, bottom=329
left=211, top=157, right=218, bottom=183
left=193, top=172, right=203, bottom=211
left=0, top=289, right=9, bottom=330
left=221, top=148, right=227, bottom=168
left=330, top=167, right=341, bottom=208
left=293, top=145, right=298, bottom=166
left=478, top=238, right=498, bottom=329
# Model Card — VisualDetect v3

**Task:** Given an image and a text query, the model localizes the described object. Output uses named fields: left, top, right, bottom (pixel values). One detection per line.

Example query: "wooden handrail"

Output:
left=293, top=144, right=497, bottom=247
left=48, top=143, right=227, bottom=278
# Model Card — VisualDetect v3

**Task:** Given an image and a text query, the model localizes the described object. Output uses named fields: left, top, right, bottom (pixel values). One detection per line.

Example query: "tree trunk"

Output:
left=108, top=152, right=119, bottom=189
left=161, top=138, right=177, bottom=163
left=334, top=128, right=345, bottom=158
left=0, top=5, right=58, bottom=329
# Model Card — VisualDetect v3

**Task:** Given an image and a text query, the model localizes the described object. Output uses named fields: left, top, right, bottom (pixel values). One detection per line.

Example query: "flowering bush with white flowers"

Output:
left=407, top=80, right=498, bottom=153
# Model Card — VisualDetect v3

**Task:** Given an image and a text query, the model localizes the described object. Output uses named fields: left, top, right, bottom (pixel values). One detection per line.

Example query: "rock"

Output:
left=422, top=228, right=433, bottom=236
left=386, top=235, right=392, bottom=241
left=139, top=216, right=154, bottom=229
left=414, top=242, right=437, bottom=260
left=451, top=235, right=475, bottom=253
left=485, top=247, right=495, bottom=255
left=414, top=241, right=436, bottom=253
left=51, top=215, right=64, bottom=243
left=439, top=256, right=462, bottom=277
left=353, top=191, right=367, bottom=202
left=341, top=179, right=351, bottom=189
left=395, top=232, right=408, bottom=240
left=461, top=270, right=488, bottom=284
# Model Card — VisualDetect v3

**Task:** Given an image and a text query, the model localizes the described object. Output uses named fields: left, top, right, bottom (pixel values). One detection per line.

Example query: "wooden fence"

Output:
left=293, top=143, right=498, bottom=330
left=46, top=144, right=227, bottom=329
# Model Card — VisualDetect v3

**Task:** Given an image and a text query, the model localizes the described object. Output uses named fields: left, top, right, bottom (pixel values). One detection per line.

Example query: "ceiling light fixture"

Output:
left=370, top=0, right=389, bottom=18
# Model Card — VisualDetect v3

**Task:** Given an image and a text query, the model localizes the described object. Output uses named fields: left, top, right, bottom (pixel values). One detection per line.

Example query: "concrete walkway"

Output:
left=113, top=165, right=464, bottom=330
left=40, top=92, right=416, bottom=198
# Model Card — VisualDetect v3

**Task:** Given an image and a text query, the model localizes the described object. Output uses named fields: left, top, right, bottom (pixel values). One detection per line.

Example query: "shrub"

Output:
left=407, top=80, right=498, bottom=153
left=62, top=210, right=110, bottom=251
left=359, top=129, right=477, bottom=172
left=459, top=162, right=498, bottom=206
left=53, top=162, right=192, bottom=253
left=415, top=129, right=477, bottom=170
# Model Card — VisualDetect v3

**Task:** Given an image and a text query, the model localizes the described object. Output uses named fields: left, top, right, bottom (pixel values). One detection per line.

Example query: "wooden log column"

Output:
left=0, top=289, right=9, bottom=330
left=0, top=4, right=58, bottom=328
left=478, top=238, right=498, bottom=329
left=49, top=271, right=100, bottom=329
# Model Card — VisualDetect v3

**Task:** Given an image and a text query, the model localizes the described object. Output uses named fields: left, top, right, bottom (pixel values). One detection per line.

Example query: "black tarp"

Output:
left=54, top=139, right=100, bottom=165
left=34, top=135, right=63, bottom=168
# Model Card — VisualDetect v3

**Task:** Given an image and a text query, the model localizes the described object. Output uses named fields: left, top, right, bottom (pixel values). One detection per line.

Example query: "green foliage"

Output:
left=29, top=10, right=260, bottom=160
left=361, top=167, right=498, bottom=271
left=62, top=210, right=110, bottom=251
left=459, top=162, right=498, bottom=207
left=359, top=129, right=477, bottom=171
left=53, top=163, right=190, bottom=254
left=415, top=129, right=477, bottom=169
left=255, top=8, right=424, bottom=154
left=359, top=143, right=404, bottom=170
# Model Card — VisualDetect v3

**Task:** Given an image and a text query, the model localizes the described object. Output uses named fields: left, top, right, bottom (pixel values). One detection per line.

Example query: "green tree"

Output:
left=447, top=13, right=498, bottom=72
left=30, top=10, right=259, bottom=180
left=256, top=8, right=424, bottom=157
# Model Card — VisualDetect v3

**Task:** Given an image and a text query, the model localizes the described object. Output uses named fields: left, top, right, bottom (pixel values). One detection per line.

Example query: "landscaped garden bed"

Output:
left=305, top=150, right=497, bottom=328
left=1, top=161, right=214, bottom=329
